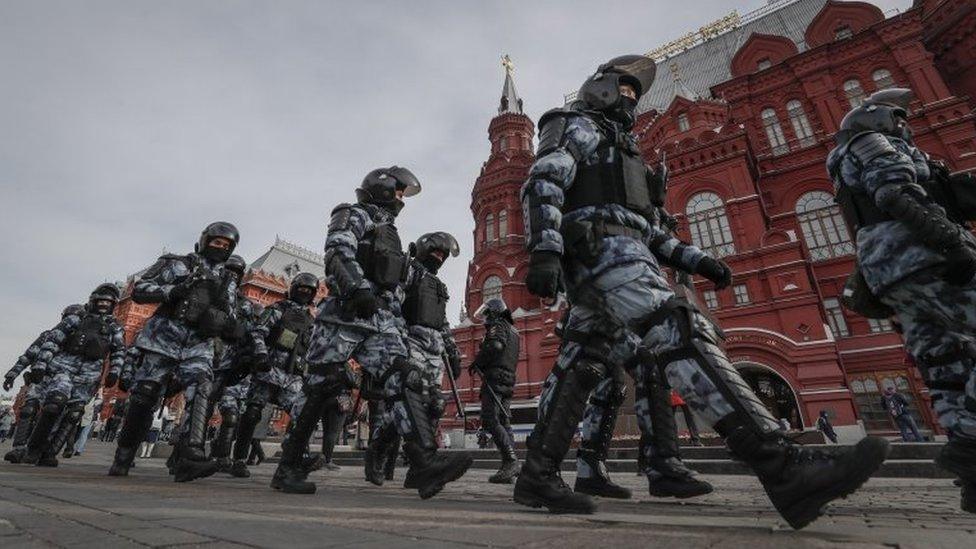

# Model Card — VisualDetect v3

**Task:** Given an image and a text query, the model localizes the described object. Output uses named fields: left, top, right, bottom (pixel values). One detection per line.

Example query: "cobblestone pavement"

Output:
left=1, top=441, right=974, bottom=548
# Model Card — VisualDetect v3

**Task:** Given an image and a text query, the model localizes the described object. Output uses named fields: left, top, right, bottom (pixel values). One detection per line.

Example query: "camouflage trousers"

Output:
left=882, top=270, right=976, bottom=440
left=41, top=355, right=102, bottom=405
left=305, top=310, right=411, bottom=436
left=134, top=350, right=214, bottom=443
left=220, top=377, right=249, bottom=415
left=539, top=262, right=779, bottom=465
left=407, top=337, right=446, bottom=421
left=247, top=366, right=304, bottom=418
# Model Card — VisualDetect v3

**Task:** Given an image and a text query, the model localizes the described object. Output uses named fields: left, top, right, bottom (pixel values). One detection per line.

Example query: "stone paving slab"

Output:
left=1, top=441, right=973, bottom=548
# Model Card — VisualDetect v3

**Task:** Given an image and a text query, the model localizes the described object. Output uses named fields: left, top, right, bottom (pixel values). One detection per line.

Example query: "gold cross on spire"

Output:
left=501, top=54, right=515, bottom=76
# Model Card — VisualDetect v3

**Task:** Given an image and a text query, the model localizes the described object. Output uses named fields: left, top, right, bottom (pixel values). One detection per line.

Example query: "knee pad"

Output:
left=19, top=399, right=39, bottom=419
left=572, top=355, right=607, bottom=391
left=241, top=402, right=264, bottom=424
left=43, top=392, right=68, bottom=414
left=130, top=381, right=162, bottom=407
left=221, top=410, right=240, bottom=427
left=64, top=404, right=85, bottom=424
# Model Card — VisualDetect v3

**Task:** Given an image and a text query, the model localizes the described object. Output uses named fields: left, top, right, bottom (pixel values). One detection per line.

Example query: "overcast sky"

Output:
left=0, top=0, right=911, bottom=397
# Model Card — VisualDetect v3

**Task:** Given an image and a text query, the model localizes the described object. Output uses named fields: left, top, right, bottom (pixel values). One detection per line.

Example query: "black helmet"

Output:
left=89, top=283, right=120, bottom=314
left=578, top=55, right=656, bottom=128
left=838, top=88, right=914, bottom=145
left=410, top=231, right=460, bottom=274
left=289, top=272, right=319, bottom=305
left=356, top=166, right=422, bottom=216
left=224, top=254, right=247, bottom=281
left=61, top=303, right=85, bottom=319
left=195, top=221, right=240, bottom=263
left=473, top=298, right=513, bottom=324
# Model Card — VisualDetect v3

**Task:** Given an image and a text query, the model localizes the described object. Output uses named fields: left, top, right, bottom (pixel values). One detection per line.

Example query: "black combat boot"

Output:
left=935, top=436, right=976, bottom=514
left=514, top=452, right=595, bottom=513
left=271, top=390, right=326, bottom=494
left=640, top=380, right=711, bottom=499
left=36, top=453, right=59, bottom=467
left=229, top=460, right=250, bottom=478
left=383, top=433, right=400, bottom=481
left=489, top=446, right=521, bottom=485
left=5, top=401, right=39, bottom=464
left=514, top=358, right=601, bottom=513
left=720, top=415, right=889, bottom=529
left=108, top=446, right=137, bottom=476
left=174, top=385, right=219, bottom=483
left=572, top=393, right=628, bottom=498
left=4, top=448, right=26, bottom=464
left=166, top=444, right=180, bottom=475
left=573, top=449, right=629, bottom=498
left=364, top=439, right=387, bottom=486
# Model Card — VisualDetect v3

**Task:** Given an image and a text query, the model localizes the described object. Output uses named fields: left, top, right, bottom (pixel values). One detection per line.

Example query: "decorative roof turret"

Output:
left=498, top=54, right=523, bottom=114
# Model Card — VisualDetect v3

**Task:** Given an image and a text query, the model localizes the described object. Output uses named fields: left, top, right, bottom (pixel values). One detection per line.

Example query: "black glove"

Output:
left=696, top=256, right=732, bottom=290
left=26, top=367, right=47, bottom=384
left=3, top=374, right=15, bottom=391
left=448, top=354, right=462, bottom=380
left=104, top=372, right=119, bottom=389
left=526, top=252, right=563, bottom=299
left=167, top=281, right=192, bottom=303
left=343, top=288, right=379, bottom=319
left=943, top=245, right=976, bottom=286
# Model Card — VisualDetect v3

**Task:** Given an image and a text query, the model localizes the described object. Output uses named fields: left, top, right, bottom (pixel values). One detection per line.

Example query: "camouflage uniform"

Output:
left=110, top=252, right=239, bottom=477
left=28, top=310, right=125, bottom=459
left=829, top=135, right=976, bottom=440
left=3, top=333, right=51, bottom=460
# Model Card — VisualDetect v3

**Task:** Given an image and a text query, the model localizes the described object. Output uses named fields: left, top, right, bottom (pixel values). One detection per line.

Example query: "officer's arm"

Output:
left=133, top=257, right=188, bottom=304
left=441, top=324, right=461, bottom=362
left=34, top=315, right=81, bottom=366
left=857, top=134, right=967, bottom=253
left=520, top=114, right=601, bottom=255
left=646, top=225, right=707, bottom=274
left=105, top=324, right=127, bottom=375
left=324, top=205, right=371, bottom=297
left=249, top=305, right=281, bottom=356
left=478, top=324, right=506, bottom=361
left=7, top=332, right=48, bottom=377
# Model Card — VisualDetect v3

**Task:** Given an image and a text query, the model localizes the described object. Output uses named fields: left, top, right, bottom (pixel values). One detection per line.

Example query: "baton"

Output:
left=470, top=365, right=511, bottom=421
left=442, top=354, right=465, bottom=421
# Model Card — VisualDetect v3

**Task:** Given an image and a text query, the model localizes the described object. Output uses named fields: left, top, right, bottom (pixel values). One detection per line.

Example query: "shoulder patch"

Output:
left=849, top=132, right=896, bottom=165
left=537, top=108, right=586, bottom=161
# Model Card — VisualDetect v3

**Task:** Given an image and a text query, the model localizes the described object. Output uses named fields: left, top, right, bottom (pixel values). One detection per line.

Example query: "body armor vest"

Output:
left=356, top=222, right=407, bottom=290
left=403, top=271, right=449, bottom=329
left=65, top=314, right=112, bottom=360
left=484, top=322, right=519, bottom=374
left=156, top=259, right=231, bottom=337
left=564, top=125, right=655, bottom=217
left=269, top=303, right=313, bottom=352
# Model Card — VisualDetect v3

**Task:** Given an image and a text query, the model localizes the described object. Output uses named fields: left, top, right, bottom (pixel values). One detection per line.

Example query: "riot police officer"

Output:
left=367, top=231, right=463, bottom=486
left=828, top=88, right=976, bottom=514
left=275, top=166, right=472, bottom=497
left=232, top=271, right=318, bottom=478
left=205, top=254, right=261, bottom=475
left=470, top=299, right=520, bottom=484
left=106, top=221, right=241, bottom=482
left=23, top=284, right=126, bottom=466
left=3, top=304, right=83, bottom=463
left=515, top=55, right=889, bottom=529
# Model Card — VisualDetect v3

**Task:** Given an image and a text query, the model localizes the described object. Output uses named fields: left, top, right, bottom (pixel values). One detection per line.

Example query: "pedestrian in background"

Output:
left=817, top=410, right=838, bottom=443
left=72, top=397, right=101, bottom=456
left=882, top=386, right=923, bottom=442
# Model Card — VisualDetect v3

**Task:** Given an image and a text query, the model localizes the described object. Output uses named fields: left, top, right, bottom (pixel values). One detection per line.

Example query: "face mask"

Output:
left=202, top=244, right=232, bottom=263
left=420, top=254, right=444, bottom=274
left=91, top=300, right=114, bottom=314
left=609, top=95, right=638, bottom=128
left=291, top=287, right=315, bottom=305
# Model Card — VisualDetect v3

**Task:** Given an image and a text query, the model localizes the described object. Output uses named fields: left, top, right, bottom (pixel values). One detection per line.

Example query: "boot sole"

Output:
left=575, top=486, right=633, bottom=499
left=282, top=484, right=317, bottom=494
left=773, top=437, right=889, bottom=530
left=488, top=475, right=518, bottom=485
left=418, top=456, right=473, bottom=500
left=647, top=484, right=712, bottom=499
left=513, top=491, right=597, bottom=514
left=174, top=461, right=220, bottom=483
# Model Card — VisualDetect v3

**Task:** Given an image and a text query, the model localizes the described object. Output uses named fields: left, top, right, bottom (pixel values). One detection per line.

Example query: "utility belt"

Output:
left=158, top=298, right=231, bottom=338
left=561, top=219, right=643, bottom=266
left=307, top=362, right=358, bottom=391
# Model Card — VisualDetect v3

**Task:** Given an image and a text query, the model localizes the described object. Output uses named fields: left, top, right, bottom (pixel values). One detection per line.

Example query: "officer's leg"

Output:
left=230, top=380, right=271, bottom=477
left=883, top=274, right=976, bottom=512
left=172, top=357, right=218, bottom=483
left=484, top=385, right=518, bottom=484
left=24, top=388, right=69, bottom=464
left=206, top=371, right=231, bottom=467
left=320, top=397, right=343, bottom=468
left=641, top=298, right=888, bottom=529
left=364, top=398, right=389, bottom=485
left=45, top=401, right=86, bottom=466
left=109, top=377, right=163, bottom=476
left=573, top=372, right=631, bottom=498
left=273, top=381, right=330, bottom=494
left=3, top=397, right=39, bottom=463
left=633, top=364, right=712, bottom=498
left=377, top=333, right=472, bottom=499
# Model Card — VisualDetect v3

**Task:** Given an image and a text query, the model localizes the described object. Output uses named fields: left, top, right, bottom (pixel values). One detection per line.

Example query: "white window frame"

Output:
left=872, top=68, right=895, bottom=90
left=702, top=290, right=719, bottom=310
left=844, top=79, right=866, bottom=108
left=823, top=297, right=850, bottom=337
left=761, top=108, right=789, bottom=156
left=733, top=284, right=750, bottom=306
left=482, top=276, right=503, bottom=304
left=786, top=100, right=816, bottom=147
left=686, top=192, right=736, bottom=258
left=795, top=191, right=855, bottom=261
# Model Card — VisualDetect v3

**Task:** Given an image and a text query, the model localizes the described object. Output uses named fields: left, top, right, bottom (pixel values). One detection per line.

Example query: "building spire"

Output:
left=499, top=54, right=523, bottom=114
left=669, top=62, right=699, bottom=101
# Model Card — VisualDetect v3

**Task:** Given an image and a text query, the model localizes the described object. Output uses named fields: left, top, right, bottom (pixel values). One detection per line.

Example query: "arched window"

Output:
left=485, top=213, right=495, bottom=245
left=786, top=100, right=815, bottom=147
left=844, top=79, right=866, bottom=107
left=795, top=191, right=854, bottom=261
left=482, top=276, right=503, bottom=304
left=873, top=69, right=895, bottom=90
left=498, top=210, right=508, bottom=240
left=677, top=113, right=690, bottom=132
left=686, top=192, right=736, bottom=258
left=761, top=108, right=789, bottom=156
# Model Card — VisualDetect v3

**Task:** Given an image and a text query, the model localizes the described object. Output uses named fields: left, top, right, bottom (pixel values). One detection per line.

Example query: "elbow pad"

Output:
left=325, top=251, right=364, bottom=296
left=876, top=186, right=963, bottom=252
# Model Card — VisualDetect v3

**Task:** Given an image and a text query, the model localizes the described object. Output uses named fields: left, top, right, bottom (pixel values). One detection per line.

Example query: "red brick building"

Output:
left=449, top=0, right=976, bottom=440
